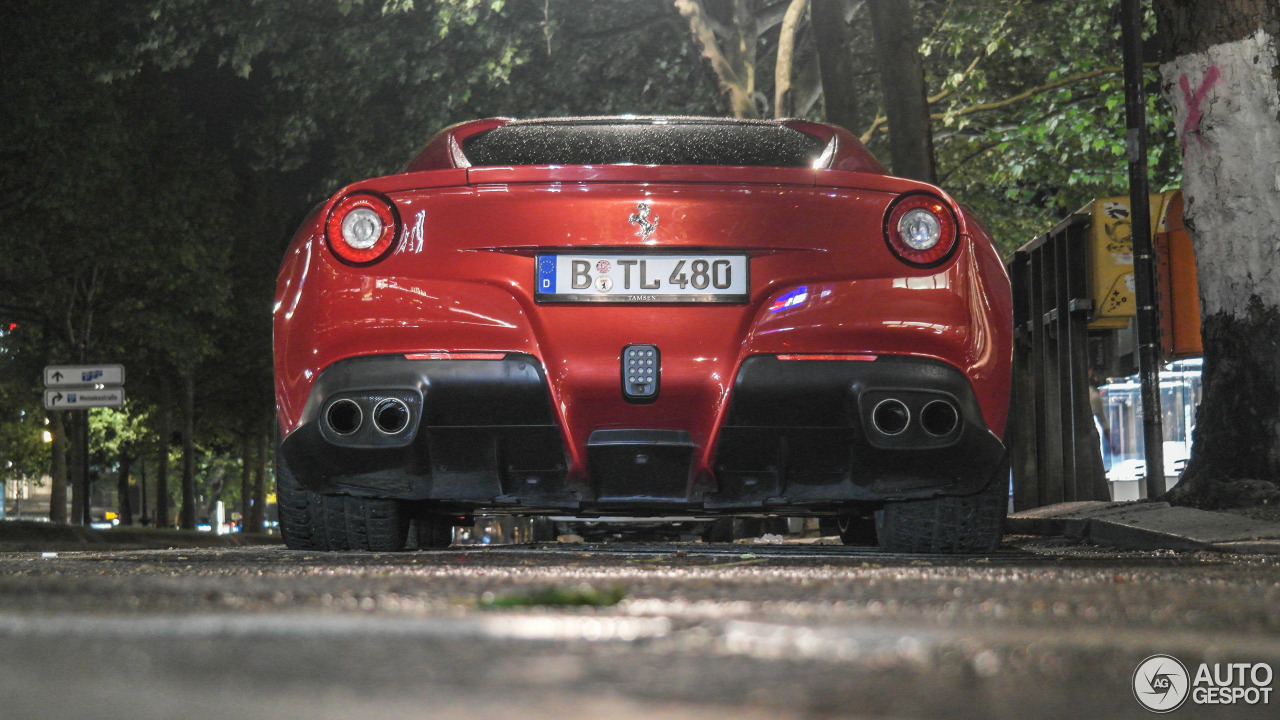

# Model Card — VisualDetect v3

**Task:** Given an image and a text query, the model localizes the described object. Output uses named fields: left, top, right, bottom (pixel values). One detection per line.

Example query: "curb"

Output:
left=1007, top=501, right=1280, bottom=553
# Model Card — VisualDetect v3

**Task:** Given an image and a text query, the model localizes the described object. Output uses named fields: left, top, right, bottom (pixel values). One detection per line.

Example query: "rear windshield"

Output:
left=462, top=120, right=826, bottom=167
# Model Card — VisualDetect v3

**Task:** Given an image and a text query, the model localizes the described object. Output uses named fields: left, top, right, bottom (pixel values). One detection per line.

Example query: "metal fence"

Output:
left=1006, top=213, right=1110, bottom=511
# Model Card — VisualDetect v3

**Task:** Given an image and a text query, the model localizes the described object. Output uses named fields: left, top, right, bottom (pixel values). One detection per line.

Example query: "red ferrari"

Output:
left=273, top=117, right=1012, bottom=553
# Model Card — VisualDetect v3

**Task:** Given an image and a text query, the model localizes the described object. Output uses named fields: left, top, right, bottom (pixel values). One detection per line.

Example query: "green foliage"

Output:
left=912, top=0, right=1181, bottom=252
left=0, top=394, right=48, bottom=482
left=89, top=405, right=151, bottom=464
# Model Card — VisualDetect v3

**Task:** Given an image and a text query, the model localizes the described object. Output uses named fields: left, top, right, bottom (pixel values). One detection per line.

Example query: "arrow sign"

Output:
left=44, top=387, right=125, bottom=410
left=44, top=364, right=125, bottom=388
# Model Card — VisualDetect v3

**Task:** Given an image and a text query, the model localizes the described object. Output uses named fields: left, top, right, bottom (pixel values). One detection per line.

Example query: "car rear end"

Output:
left=273, top=117, right=1013, bottom=550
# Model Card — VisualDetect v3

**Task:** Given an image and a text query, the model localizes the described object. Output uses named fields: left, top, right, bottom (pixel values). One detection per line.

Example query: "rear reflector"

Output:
left=776, top=354, right=877, bottom=362
left=405, top=352, right=507, bottom=360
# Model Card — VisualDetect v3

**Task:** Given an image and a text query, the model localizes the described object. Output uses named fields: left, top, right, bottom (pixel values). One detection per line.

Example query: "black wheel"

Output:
left=275, top=449, right=330, bottom=551
left=875, top=466, right=1008, bottom=554
left=342, top=494, right=411, bottom=551
left=276, top=445, right=410, bottom=552
left=530, top=517, right=558, bottom=542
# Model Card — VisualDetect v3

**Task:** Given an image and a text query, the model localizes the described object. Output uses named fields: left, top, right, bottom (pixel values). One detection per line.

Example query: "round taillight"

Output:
left=325, top=193, right=400, bottom=265
left=883, top=194, right=958, bottom=266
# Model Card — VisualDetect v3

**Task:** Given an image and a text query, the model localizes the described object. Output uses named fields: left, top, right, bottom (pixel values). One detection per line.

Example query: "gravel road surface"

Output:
left=2, top=538, right=1277, bottom=719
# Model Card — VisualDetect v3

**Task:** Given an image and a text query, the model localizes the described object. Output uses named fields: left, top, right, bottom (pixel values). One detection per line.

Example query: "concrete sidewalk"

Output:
left=1007, top=501, right=1280, bottom=553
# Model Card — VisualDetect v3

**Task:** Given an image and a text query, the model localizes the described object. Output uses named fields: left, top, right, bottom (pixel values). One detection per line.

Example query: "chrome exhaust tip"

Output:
left=920, top=399, right=961, bottom=437
left=372, top=398, right=411, bottom=435
left=871, top=398, right=910, bottom=436
left=325, top=398, right=363, bottom=436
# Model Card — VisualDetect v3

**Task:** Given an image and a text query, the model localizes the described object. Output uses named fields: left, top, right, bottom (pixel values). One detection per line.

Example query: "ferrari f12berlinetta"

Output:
left=273, top=117, right=1012, bottom=553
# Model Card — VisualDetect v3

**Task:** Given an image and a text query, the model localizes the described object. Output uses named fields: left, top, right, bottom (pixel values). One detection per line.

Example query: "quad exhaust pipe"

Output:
left=871, top=398, right=910, bottom=436
left=325, top=398, right=363, bottom=436
left=323, top=396, right=415, bottom=438
left=372, top=398, right=411, bottom=434
left=920, top=399, right=960, bottom=437
left=869, top=396, right=961, bottom=439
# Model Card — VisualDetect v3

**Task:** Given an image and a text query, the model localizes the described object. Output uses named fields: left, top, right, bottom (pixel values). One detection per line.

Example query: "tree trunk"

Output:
left=248, top=417, right=268, bottom=533
left=179, top=369, right=197, bottom=530
left=116, top=454, right=133, bottom=525
left=867, top=0, right=937, bottom=183
left=202, top=463, right=226, bottom=521
left=1155, top=0, right=1280, bottom=508
left=812, top=0, right=862, bottom=133
left=155, top=378, right=171, bottom=528
left=47, top=410, right=68, bottom=524
left=138, top=459, right=149, bottom=526
left=773, top=0, right=809, bottom=118
left=69, top=412, right=83, bottom=524
left=239, top=430, right=252, bottom=525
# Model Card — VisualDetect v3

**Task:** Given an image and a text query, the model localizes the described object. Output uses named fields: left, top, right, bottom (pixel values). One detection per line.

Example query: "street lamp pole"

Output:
left=1120, top=0, right=1166, bottom=498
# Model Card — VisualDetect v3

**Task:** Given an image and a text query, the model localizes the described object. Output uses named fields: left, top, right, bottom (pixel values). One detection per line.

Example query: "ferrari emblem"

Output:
left=628, top=202, right=659, bottom=241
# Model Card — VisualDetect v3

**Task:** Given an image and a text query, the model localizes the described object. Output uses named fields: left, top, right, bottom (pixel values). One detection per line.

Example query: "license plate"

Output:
left=535, top=254, right=749, bottom=303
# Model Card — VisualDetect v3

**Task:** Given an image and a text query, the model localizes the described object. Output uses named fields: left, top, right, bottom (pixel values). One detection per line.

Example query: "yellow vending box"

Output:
left=1086, top=193, right=1177, bottom=330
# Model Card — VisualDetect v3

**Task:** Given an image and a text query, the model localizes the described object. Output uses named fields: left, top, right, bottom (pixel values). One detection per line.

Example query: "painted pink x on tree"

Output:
left=1179, top=64, right=1221, bottom=151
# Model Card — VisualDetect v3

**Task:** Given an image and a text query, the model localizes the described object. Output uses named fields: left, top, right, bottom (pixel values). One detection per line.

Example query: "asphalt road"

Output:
left=1, top=538, right=1278, bottom=719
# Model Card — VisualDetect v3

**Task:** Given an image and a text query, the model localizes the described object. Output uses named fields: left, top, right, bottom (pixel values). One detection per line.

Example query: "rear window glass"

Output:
left=462, top=120, right=826, bottom=167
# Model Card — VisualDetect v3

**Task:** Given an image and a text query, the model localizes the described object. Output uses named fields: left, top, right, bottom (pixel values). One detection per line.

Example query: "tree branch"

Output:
left=932, top=64, right=1155, bottom=122
left=927, top=52, right=983, bottom=105
left=937, top=138, right=1005, bottom=184
left=860, top=113, right=886, bottom=144
left=926, top=7, right=1016, bottom=105
left=862, top=63, right=1156, bottom=142
left=675, top=0, right=757, bottom=118
left=773, top=0, right=808, bottom=118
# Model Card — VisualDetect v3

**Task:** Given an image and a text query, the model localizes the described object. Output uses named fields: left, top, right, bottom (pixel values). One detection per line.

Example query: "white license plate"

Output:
left=535, top=254, right=749, bottom=303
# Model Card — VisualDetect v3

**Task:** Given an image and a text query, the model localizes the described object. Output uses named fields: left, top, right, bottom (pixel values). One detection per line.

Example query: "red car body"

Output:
left=273, top=117, right=1012, bottom=545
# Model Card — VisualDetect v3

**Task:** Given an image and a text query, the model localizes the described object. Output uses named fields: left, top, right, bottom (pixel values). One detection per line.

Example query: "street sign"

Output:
left=44, top=364, right=125, bottom=388
left=44, top=388, right=125, bottom=410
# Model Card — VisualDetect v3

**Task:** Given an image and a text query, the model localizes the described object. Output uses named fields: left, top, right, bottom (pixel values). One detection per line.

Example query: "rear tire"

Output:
left=275, top=449, right=330, bottom=551
left=276, top=444, right=410, bottom=552
left=875, top=464, right=1008, bottom=554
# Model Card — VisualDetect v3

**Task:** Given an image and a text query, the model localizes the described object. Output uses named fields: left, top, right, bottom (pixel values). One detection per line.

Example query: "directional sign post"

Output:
left=44, top=364, right=125, bottom=388
left=44, top=364, right=126, bottom=526
left=43, top=388, right=126, bottom=410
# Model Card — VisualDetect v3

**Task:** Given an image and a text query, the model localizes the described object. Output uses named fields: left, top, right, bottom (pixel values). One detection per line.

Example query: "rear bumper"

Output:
left=278, top=353, right=1006, bottom=513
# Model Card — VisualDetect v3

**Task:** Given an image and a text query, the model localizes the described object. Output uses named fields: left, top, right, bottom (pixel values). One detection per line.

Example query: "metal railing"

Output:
left=1006, top=213, right=1110, bottom=510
